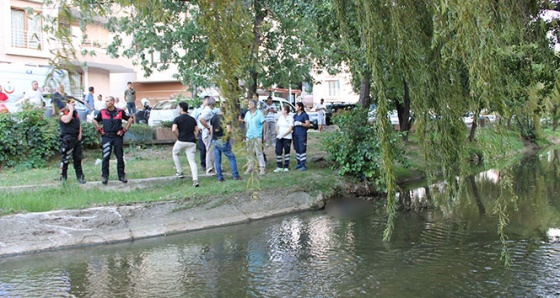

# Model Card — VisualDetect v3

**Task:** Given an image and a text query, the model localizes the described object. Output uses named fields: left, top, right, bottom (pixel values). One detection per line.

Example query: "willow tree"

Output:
left=331, top=0, right=556, bottom=239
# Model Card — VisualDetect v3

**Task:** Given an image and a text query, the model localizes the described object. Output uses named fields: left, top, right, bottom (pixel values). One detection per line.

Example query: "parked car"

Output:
left=367, top=109, right=410, bottom=126
left=148, top=100, right=180, bottom=127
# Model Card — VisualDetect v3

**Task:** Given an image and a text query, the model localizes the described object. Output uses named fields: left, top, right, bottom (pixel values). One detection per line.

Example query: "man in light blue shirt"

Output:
left=244, top=99, right=267, bottom=175
left=85, top=86, right=95, bottom=116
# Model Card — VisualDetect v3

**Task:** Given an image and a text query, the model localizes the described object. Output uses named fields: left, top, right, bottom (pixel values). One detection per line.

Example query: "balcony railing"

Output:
left=11, top=29, right=45, bottom=50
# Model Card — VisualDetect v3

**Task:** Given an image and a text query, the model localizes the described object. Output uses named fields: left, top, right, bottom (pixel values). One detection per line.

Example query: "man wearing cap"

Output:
left=59, top=98, right=86, bottom=184
left=93, top=96, right=133, bottom=184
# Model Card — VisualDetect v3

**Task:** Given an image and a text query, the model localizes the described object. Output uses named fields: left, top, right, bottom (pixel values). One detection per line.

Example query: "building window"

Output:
left=11, top=8, right=43, bottom=50
left=151, top=51, right=161, bottom=64
left=327, top=80, right=340, bottom=97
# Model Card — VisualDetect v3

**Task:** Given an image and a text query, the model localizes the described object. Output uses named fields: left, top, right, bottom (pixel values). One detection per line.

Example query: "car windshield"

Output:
left=153, top=101, right=177, bottom=110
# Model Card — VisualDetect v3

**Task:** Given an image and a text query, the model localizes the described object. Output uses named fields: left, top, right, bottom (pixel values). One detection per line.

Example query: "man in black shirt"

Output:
left=93, top=96, right=132, bottom=184
left=172, top=102, right=200, bottom=187
left=59, top=98, right=86, bottom=184
left=210, top=108, right=242, bottom=182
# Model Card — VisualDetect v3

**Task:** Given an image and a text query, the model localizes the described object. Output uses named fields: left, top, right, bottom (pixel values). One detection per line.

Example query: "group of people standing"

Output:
left=170, top=95, right=313, bottom=188
left=58, top=87, right=316, bottom=187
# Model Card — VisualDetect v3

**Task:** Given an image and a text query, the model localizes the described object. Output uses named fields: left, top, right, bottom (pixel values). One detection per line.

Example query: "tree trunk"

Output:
left=396, top=79, right=413, bottom=141
left=467, top=110, right=480, bottom=142
left=358, top=73, right=371, bottom=108
left=467, top=118, right=477, bottom=142
left=248, top=1, right=267, bottom=98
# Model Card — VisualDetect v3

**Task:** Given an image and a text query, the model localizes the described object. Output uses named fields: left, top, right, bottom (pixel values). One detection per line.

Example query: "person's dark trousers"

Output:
left=197, top=131, right=206, bottom=170
left=293, top=134, right=307, bottom=167
left=101, top=134, right=125, bottom=179
left=275, top=138, right=291, bottom=168
left=262, top=136, right=267, bottom=162
left=59, top=134, right=84, bottom=179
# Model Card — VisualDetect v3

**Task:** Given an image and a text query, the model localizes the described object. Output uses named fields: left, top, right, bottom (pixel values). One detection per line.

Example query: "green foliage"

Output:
left=81, top=122, right=100, bottom=148
left=0, top=109, right=99, bottom=169
left=0, top=113, right=19, bottom=167
left=127, top=123, right=154, bottom=138
left=324, top=108, right=407, bottom=191
left=158, top=121, right=174, bottom=128
left=0, top=109, right=58, bottom=169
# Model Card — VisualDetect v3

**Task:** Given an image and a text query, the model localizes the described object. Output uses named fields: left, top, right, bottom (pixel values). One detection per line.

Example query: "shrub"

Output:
left=81, top=122, right=100, bottom=148
left=159, top=120, right=174, bottom=128
left=323, top=107, right=407, bottom=191
left=0, top=109, right=100, bottom=169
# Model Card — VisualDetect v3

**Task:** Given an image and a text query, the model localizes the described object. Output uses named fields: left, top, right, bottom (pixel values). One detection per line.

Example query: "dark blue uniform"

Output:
left=293, top=111, right=309, bottom=168
left=59, top=108, right=84, bottom=182
left=95, top=108, right=130, bottom=181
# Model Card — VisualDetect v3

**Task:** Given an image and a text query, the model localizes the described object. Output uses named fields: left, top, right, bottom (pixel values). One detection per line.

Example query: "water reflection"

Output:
left=1, top=148, right=559, bottom=297
left=400, top=148, right=560, bottom=244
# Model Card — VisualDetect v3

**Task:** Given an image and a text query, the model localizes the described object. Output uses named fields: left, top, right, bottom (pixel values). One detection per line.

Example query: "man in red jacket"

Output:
left=93, top=96, right=133, bottom=184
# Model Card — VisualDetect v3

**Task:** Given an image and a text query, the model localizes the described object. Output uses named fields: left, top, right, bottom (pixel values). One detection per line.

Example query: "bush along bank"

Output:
left=0, top=109, right=99, bottom=169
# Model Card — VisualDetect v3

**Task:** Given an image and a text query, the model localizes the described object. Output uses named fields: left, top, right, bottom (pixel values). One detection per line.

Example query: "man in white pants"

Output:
left=172, top=102, right=200, bottom=187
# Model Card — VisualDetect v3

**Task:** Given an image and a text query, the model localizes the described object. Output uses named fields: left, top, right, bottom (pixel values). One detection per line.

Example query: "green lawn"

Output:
left=0, top=125, right=540, bottom=215
left=0, top=131, right=344, bottom=215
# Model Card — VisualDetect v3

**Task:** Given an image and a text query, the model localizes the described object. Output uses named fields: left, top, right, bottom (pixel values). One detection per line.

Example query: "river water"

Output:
left=1, top=148, right=559, bottom=297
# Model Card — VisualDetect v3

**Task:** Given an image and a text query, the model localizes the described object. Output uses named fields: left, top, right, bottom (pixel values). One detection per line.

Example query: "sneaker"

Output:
left=175, top=172, right=185, bottom=179
left=273, top=168, right=283, bottom=173
left=119, top=176, right=128, bottom=183
left=102, top=176, right=108, bottom=185
left=259, top=168, right=266, bottom=175
left=295, top=164, right=302, bottom=169
left=193, top=180, right=199, bottom=187
left=206, top=170, right=216, bottom=176
left=283, top=168, right=289, bottom=172
left=234, top=176, right=243, bottom=181
left=299, top=166, right=307, bottom=171
left=77, top=176, right=86, bottom=184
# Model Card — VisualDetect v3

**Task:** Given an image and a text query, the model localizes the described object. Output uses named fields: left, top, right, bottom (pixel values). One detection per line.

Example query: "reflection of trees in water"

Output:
left=398, top=186, right=432, bottom=212
left=467, top=175, right=485, bottom=215
left=396, top=148, right=560, bottom=264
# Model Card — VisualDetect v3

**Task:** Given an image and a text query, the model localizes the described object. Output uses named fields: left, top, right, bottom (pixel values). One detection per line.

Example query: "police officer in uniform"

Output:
left=93, top=96, right=133, bottom=184
left=59, top=98, right=86, bottom=184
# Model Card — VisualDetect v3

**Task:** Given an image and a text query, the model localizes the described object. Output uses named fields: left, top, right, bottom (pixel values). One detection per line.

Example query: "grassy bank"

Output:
left=0, top=131, right=345, bottom=215
left=0, top=125, right=548, bottom=215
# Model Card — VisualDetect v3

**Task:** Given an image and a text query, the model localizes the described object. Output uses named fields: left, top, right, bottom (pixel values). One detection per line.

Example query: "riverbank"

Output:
left=0, top=182, right=328, bottom=257
left=2, top=127, right=558, bottom=258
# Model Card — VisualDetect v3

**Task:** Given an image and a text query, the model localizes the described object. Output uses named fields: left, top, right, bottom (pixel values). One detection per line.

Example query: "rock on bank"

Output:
left=0, top=189, right=326, bottom=257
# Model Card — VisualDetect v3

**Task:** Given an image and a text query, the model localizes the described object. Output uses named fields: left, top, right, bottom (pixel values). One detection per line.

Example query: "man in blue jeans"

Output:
left=210, top=108, right=242, bottom=182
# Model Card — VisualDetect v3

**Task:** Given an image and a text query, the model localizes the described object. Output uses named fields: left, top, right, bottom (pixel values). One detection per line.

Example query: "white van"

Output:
left=0, top=63, right=73, bottom=113
left=0, top=63, right=72, bottom=101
